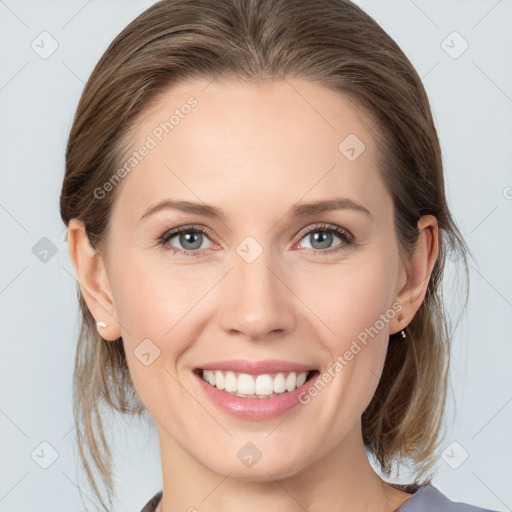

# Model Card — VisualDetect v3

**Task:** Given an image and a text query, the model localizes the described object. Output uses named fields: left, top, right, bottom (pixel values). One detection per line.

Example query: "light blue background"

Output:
left=0, top=1, right=511, bottom=511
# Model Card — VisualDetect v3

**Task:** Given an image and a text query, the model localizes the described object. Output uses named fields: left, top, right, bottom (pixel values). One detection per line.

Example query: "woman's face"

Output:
left=100, top=78, right=408, bottom=478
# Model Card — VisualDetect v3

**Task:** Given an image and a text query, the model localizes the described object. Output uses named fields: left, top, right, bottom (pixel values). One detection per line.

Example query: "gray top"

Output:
left=140, top=485, right=499, bottom=512
left=393, top=485, right=499, bottom=511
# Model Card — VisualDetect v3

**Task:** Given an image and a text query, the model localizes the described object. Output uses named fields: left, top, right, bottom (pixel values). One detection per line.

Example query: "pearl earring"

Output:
left=397, top=311, right=407, bottom=339
left=96, top=321, right=108, bottom=328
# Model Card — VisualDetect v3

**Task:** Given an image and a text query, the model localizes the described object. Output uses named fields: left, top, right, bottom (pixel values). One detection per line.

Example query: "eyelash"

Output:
left=157, top=223, right=354, bottom=258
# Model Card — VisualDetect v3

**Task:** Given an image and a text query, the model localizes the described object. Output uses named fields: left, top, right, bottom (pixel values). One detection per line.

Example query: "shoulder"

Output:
left=138, top=486, right=499, bottom=512
left=140, top=490, right=162, bottom=512
left=395, top=484, right=500, bottom=512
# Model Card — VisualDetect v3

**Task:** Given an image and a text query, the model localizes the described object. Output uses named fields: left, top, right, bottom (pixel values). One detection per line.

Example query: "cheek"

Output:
left=107, top=250, right=186, bottom=337
left=108, top=238, right=398, bottom=406
left=110, top=242, right=398, bottom=359
left=105, top=252, right=206, bottom=399
left=299, top=253, right=397, bottom=343
left=301, top=253, right=397, bottom=401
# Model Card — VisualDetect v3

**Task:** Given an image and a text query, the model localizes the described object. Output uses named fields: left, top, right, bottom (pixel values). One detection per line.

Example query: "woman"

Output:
left=60, top=0, right=498, bottom=511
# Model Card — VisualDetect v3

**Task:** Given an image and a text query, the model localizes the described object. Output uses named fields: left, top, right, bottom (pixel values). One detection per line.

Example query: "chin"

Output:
left=201, top=449, right=310, bottom=482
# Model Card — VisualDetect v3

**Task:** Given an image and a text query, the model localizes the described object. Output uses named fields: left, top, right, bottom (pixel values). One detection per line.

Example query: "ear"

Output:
left=67, top=218, right=122, bottom=341
left=389, top=214, right=439, bottom=335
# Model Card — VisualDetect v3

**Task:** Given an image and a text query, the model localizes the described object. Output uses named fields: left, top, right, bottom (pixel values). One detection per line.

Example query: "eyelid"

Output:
left=295, top=222, right=353, bottom=243
left=159, top=224, right=217, bottom=257
left=159, top=222, right=354, bottom=256
left=293, top=222, right=354, bottom=255
left=161, top=223, right=217, bottom=241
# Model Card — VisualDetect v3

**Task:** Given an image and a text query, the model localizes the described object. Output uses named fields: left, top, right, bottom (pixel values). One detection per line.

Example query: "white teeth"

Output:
left=273, top=372, right=286, bottom=393
left=285, top=373, right=296, bottom=392
left=238, top=373, right=255, bottom=395
left=296, top=371, right=307, bottom=387
left=255, top=374, right=274, bottom=395
left=224, top=371, right=237, bottom=392
left=214, top=370, right=225, bottom=390
left=201, top=369, right=310, bottom=397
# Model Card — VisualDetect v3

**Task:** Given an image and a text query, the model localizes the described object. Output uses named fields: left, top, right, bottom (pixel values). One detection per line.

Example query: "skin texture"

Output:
left=68, top=78, right=439, bottom=512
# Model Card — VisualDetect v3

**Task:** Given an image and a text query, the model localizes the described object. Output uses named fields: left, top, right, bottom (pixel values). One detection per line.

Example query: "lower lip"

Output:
left=194, top=370, right=319, bottom=421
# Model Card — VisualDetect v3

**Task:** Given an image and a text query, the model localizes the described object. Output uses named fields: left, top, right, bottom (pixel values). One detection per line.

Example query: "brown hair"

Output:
left=59, top=0, right=469, bottom=509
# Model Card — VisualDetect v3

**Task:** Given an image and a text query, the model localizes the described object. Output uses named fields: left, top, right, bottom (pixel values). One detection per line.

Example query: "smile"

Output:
left=193, top=365, right=320, bottom=420
left=198, top=369, right=315, bottom=398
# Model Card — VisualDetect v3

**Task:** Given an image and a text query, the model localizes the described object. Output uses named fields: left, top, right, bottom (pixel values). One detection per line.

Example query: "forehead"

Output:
left=113, top=77, right=390, bottom=222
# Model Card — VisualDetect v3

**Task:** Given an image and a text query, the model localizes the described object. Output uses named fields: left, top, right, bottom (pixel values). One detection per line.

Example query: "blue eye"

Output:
left=296, top=223, right=353, bottom=255
left=158, top=223, right=353, bottom=257
left=159, top=225, right=214, bottom=257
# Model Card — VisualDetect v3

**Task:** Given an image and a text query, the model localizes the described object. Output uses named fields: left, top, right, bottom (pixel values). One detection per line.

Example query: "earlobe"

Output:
left=390, top=215, right=439, bottom=335
left=67, top=218, right=122, bottom=341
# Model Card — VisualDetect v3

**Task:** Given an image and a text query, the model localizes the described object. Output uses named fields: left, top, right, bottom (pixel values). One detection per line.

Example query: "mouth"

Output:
left=193, top=368, right=320, bottom=399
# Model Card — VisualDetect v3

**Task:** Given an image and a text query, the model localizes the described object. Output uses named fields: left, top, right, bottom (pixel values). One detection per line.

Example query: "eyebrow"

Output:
left=139, top=197, right=372, bottom=222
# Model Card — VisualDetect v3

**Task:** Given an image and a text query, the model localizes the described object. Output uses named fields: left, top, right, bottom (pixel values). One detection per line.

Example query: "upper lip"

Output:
left=196, top=359, right=316, bottom=375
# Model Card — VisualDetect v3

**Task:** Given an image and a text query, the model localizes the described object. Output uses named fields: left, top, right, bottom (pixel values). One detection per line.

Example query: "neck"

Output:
left=155, top=419, right=409, bottom=512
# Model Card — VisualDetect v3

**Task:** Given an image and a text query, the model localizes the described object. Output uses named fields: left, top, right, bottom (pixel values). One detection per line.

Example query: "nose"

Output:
left=219, top=247, right=296, bottom=341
